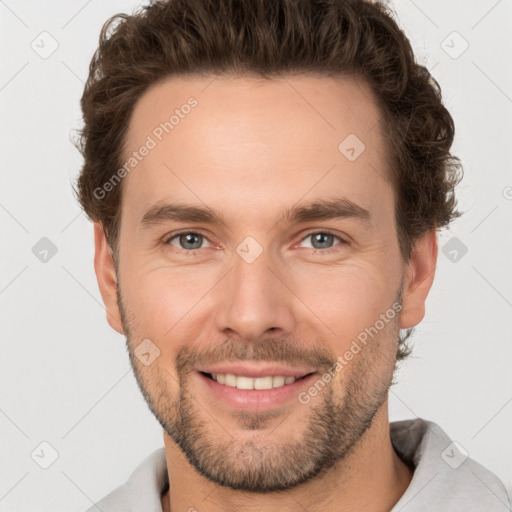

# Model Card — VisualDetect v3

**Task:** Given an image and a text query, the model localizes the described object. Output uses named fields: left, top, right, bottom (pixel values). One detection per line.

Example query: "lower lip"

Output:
left=195, top=371, right=317, bottom=411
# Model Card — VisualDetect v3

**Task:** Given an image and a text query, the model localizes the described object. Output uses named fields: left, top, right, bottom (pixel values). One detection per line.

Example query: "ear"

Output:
left=93, top=222, right=124, bottom=334
left=399, top=229, right=438, bottom=329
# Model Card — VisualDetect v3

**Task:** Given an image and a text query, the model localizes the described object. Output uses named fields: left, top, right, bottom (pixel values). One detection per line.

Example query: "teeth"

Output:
left=255, top=376, right=274, bottom=390
left=210, top=373, right=298, bottom=390
left=272, top=376, right=285, bottom=388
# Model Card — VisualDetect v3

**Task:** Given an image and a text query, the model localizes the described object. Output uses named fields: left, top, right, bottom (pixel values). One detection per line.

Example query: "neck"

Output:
left=161, top=402, right=413, bottom=512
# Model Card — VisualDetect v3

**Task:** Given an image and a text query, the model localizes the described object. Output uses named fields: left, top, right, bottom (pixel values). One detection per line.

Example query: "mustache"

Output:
left=176, top=335, right=335, bottom=374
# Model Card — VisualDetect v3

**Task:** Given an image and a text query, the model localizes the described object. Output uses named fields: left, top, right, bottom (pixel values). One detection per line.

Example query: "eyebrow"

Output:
left=139, top=197, right=371, bottom=229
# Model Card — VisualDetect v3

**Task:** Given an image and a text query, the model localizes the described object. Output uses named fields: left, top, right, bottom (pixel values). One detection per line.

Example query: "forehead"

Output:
left=121, top=74, right=392, bottom=225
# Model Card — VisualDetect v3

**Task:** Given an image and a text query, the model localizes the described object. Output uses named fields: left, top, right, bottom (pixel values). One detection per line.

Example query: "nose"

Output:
left=213, top=247, right=297, bottom=342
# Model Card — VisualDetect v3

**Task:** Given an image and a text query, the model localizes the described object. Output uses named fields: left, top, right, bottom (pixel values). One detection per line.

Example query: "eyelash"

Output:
left=163, top=229, right=346, bottom=256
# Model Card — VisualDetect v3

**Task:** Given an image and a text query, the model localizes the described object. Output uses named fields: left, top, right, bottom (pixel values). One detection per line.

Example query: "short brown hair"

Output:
left=74, top=0, right=462, bottom=263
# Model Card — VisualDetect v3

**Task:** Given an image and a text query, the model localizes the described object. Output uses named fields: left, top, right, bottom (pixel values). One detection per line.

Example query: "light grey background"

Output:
left=1, top=1, right=511, bottom=510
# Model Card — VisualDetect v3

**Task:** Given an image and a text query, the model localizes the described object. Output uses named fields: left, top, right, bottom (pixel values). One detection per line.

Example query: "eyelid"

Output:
left=296, top=229, right=346, bottom=249
left=163, top=228, right=348, bottom=252
left=164, top=230, right=216, bottom=250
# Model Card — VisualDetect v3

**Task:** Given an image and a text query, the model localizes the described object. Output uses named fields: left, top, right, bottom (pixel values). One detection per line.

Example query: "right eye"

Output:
left=165, top=231, right=215, bottom=253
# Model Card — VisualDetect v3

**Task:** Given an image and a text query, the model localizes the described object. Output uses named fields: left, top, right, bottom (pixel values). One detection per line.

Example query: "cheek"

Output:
left=296, top=263, right=401, bottom=392
left=119, top=264, right=213, bottom=353
left=293, top=258, right=401, bottom=345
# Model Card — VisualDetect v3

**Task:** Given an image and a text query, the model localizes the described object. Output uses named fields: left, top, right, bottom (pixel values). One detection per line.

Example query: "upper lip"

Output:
left=196, top=363, right=316, bottom=379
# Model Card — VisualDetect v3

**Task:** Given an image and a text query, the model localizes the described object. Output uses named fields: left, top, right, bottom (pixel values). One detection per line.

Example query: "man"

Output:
left=75, top=0, right=510, bottom=510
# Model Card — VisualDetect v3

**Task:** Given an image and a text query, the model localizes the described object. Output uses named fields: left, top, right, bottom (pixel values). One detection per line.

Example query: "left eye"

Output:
left=299, top=231, right=343, bottom=250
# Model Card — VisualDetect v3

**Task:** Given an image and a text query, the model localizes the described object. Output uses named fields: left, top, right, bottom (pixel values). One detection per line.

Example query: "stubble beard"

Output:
left=117, top=284, right=400, bottom=493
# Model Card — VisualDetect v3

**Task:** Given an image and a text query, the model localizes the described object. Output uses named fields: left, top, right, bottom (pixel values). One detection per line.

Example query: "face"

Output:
left=95, top=74, right=436, bottom=492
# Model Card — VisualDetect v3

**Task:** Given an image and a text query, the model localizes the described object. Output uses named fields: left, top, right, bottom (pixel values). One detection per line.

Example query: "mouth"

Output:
left=195, top=370, right=318, bottom=411
left=199, top=371, right=314, bottom=390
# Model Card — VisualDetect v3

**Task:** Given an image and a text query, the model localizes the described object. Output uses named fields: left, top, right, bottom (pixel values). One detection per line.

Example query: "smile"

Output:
left=196, top=370, right=318, bottom=410
left=204, top=372, right=307, bottom=390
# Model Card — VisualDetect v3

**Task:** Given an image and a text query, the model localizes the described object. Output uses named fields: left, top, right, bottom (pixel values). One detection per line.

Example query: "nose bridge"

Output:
left=213, top=240, right=295, bottom=340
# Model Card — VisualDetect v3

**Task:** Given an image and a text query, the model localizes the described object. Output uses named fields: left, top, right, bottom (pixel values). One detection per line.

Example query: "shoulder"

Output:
left=84, top=447, right=168, bottom=512
left=391, top=418, right=511, bottom=511
left=84, top=483, right=130, bottom=512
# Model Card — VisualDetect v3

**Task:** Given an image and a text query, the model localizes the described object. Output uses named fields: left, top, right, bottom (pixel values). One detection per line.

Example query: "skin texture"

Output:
left=94, top=74, right=437, bottom=512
